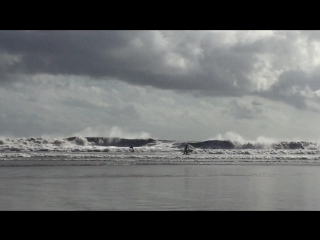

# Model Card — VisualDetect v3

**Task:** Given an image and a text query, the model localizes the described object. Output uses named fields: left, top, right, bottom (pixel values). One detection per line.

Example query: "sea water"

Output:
left=1, top=161, right=320, bottom=210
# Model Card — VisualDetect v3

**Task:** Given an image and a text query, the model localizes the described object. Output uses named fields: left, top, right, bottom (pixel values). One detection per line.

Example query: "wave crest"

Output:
left=0, top=136, right=318, bottom=152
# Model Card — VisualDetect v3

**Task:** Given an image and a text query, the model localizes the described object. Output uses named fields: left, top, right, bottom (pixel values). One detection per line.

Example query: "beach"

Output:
left=1, top=137, right=320, bottom=210
left=1, top=162, right=320, bottom=210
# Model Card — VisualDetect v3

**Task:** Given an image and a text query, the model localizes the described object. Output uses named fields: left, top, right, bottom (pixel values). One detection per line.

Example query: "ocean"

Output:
left=1, top=136, right=320, bottom=210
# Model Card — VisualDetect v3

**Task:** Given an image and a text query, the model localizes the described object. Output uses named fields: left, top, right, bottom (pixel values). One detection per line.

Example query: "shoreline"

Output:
left=1, top=158, right=320, bottom=167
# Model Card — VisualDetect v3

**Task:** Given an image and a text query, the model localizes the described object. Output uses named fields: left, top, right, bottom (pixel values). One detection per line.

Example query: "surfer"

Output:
left=129, top=145, right=134, bottom=152
left=184, top=144, right=189, bottom=155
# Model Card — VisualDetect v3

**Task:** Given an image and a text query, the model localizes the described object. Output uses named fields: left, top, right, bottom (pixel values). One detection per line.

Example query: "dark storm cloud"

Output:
left=0, top=30, right=251, bottom=95
left=0, top=30, right=129, bottom=77
left=259, top=69, right=320, bottom=109
left=1, top=30, right=320, bottom=108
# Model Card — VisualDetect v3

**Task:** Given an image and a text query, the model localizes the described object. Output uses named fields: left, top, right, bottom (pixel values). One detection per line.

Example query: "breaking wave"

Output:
left=1, top=136, right=320, bottom=166
left=0, top=136, right=318, bottom=152
left=64, top=137, right=319, bottom=150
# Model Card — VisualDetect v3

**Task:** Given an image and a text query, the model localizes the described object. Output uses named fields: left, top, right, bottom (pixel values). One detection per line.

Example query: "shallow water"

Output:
left=0, top=163, right=320, bottom=210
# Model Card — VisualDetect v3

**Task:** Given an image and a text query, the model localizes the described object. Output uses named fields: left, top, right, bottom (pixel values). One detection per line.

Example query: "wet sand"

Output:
left=1, top=163, right=320, bottom=210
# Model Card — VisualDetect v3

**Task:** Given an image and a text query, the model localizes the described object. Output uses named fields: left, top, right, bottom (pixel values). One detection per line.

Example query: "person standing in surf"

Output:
left=130, top=145, right=134, bottom=152
left=184, top=144, right=189, bottom=154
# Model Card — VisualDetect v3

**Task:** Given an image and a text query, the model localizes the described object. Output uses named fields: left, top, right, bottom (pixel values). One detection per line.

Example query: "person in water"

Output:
left=184, top=144, right=189, bottom=154
left=130, top=145, right=134, bottom=152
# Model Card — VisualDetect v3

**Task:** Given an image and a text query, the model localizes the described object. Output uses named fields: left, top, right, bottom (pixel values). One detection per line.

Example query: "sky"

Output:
left=1, top=30, right=320, bottom=142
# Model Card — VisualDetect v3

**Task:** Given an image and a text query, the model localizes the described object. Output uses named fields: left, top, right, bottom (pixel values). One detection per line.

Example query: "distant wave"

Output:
left=188, top=139, right=316, bottom=150
left=66, top=137, right=158, bottom=147
left=66, top=137, right=316, bottom=150
left=2, top=136, right=320, bottom=165
left=0, top=136, right=318, bottom=151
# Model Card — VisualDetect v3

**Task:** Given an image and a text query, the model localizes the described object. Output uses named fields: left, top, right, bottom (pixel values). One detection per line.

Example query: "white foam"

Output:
left=1, top=137, right=320, bottom=164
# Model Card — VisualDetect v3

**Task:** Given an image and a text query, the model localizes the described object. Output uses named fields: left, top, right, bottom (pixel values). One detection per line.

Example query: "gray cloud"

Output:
left=0, top=31, right=252, bottom=99
left=258, top=68, right=320, bottom=109
left=1, top=30, right=320, bottom=110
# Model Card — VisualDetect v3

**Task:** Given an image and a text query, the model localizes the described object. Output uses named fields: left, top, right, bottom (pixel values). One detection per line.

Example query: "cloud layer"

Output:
left=1, top=30, right=320, bottom=141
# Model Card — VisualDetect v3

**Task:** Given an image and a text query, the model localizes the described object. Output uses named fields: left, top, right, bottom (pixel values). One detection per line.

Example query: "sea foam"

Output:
left=0, top=136, right=317, bottom=151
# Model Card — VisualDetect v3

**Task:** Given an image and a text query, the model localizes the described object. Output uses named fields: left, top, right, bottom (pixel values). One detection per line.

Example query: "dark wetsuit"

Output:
left=130, top=145, right=134, bottom=152
left=184, top=144, right=188, bottom=154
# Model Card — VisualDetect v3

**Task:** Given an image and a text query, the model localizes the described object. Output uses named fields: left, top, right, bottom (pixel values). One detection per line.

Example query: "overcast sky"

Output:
left=1, top=30, right=320, bottom=142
